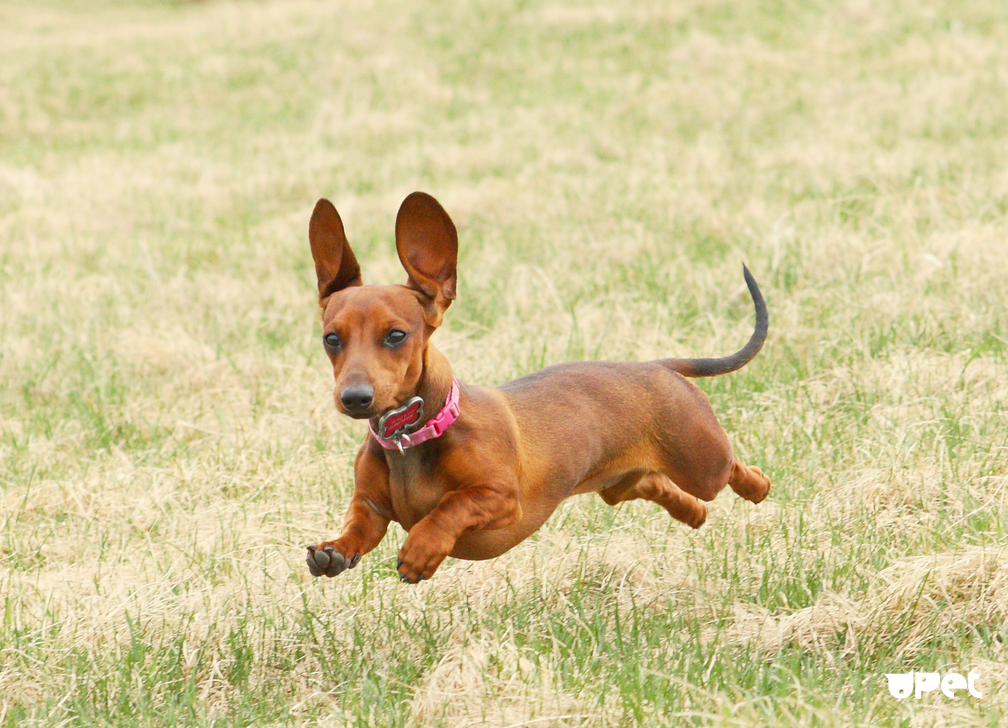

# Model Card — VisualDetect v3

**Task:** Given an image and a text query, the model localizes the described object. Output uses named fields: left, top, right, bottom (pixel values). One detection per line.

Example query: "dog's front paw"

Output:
left=305, top=542, right=362, bottom=578
left=396, top=522, right=455, bottom=584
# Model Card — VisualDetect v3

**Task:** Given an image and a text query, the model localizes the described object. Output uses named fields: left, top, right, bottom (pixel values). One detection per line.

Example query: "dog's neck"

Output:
left=414, top=344, right=455, bottom=423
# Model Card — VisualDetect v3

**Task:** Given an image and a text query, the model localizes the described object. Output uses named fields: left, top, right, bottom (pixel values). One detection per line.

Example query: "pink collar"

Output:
left=368, top=379, right=461, bottom=453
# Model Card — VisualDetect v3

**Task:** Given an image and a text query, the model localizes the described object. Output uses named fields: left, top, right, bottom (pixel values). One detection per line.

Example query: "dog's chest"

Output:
left=386, top=456, right=449, bottom=531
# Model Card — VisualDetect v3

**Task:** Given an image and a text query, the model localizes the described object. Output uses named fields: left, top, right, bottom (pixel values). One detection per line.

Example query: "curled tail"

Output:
left=661, top=265, right=768, bottom=378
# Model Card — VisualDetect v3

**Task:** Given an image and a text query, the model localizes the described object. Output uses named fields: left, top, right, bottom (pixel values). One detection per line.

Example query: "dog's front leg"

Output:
left=396, top=483, right=520, bottom=583
left=307, top=444, right=393, bottom=578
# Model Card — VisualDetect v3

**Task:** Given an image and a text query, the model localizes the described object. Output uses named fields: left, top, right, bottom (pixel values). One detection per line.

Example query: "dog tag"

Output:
left=377, top=397, right=425, bottom=440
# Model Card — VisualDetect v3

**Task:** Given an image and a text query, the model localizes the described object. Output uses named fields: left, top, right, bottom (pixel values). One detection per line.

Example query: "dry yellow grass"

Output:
left=1, top=0, right=1007, bottom=725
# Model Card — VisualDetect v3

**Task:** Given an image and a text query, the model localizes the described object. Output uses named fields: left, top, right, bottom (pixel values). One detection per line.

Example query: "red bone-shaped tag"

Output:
left=378, top=397, right=424, bottom=440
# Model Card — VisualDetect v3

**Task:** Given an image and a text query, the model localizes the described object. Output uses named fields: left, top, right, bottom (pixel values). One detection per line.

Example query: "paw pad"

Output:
left=305, top=544, right=355, bottom=578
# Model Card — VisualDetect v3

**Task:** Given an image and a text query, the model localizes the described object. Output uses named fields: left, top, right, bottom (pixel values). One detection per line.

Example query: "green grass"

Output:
left=1, top=0, right=1007, bottom=725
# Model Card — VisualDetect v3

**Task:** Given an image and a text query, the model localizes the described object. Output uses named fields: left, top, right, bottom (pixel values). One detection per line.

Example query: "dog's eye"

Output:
left=384, top=329, right=407, bottom=348
left=323, top=332, right=342, bottom=351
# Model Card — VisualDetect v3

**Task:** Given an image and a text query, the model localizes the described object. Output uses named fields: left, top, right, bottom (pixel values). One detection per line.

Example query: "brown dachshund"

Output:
left=305, top=192, right=771, bottom=583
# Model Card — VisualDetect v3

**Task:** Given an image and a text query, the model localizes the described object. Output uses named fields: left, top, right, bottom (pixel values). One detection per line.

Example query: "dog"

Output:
left=305, top=192, right=770, bottom=583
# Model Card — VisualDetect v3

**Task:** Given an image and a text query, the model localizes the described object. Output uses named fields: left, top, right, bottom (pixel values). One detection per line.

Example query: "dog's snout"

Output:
left=340, top=384, right=374, bottom=412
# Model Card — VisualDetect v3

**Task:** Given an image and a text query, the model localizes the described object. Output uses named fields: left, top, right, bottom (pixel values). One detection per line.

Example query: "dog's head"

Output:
left=308, top=192, right=457, bottom=419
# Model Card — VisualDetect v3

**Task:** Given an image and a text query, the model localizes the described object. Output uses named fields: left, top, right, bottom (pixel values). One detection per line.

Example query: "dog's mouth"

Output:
left=336, top=399, right=398, bottom=422
left=334, top=398, right=380, bottom=420
left=343, top=410, right=375, bottom=420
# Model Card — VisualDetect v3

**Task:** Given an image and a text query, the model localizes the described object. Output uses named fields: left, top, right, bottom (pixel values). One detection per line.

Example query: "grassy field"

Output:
left=2, top=0, right=1007, bottom=725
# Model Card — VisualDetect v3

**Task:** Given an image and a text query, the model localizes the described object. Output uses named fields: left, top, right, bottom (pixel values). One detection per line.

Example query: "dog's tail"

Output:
left=660, top=265, right=768, bottom=378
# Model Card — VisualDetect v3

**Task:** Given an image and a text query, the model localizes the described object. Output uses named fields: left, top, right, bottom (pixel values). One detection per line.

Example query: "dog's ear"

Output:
left=309, top=198, right=362, bottom=308
left=395, top=192, right=458, bottom=328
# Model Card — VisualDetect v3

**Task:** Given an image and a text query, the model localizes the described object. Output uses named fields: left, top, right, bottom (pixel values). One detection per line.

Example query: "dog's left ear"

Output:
left=395, top=192, right=458, bottom=328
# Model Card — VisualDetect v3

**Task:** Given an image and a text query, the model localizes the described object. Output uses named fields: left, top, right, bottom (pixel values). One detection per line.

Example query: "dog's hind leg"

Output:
left=599, top=472, right=707, bottom=529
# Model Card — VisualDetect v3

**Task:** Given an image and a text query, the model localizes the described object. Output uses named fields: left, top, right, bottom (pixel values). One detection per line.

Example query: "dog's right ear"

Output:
left=309, top=198, right=362, bottom=308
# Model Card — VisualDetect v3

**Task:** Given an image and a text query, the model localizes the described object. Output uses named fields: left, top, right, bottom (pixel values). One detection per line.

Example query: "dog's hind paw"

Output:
left=728, top=461, right=771, bottom=504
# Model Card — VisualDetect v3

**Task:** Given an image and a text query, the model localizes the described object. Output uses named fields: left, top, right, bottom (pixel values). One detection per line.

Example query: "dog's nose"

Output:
left=340, top=384, right=374, bottom=412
